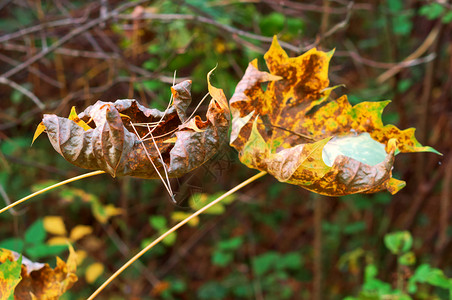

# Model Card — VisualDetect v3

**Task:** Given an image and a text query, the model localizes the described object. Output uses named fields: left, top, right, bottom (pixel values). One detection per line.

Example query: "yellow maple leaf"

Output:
left=230, top=36, right=440, bottom=196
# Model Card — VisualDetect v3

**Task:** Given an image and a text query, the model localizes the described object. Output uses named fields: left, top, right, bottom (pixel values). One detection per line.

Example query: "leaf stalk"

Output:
left=0, top=170, right=105, bottom=214
left=88, top=170, right=267, bottom=300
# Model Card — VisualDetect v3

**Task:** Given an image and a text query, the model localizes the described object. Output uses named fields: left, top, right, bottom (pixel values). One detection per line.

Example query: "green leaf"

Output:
left=411, top=263, right=432, bottom=283
left=384, top=231, right=412, bottom=255
left=397, top=79, right=413, bottom=93
left=11, top=89, right=24, bottom=104
left=160, top=231, right=177, bottom=247
left=189, top=192, right=236, bottom=215
left=442, top=10, right=452, bottom=23
left=197, top=281, right=227, bottom=300
left=343, top=221, right=367, bottom=235
left=143, top=59, right=159, bottom=71
left=419, top=3, right=445, bottom=20
left=286, top=18, right=305, bottom=35
left=24, top=219, right=46, bottom=245
left=426, top=269, right=451, bottom=289
left=387, top=0, right=403, bottom=12
left=149, top=216, right=167, bottom=231
left=169, top=278, right=186, bottom=293
left=277, top=252, right=303, bottom=270
left=12, top=8, right=35, bottom=26
left=399, top=251, right=416, bottom=266
left=259, top=12, right=285, bottom=36
left=393, top=14, right=413, bottom=36
left=141, top=80, right=163, bottom=91
left=0, top=253, right=22, bottom=300
left=252, top=252, right=279, bottom=276
left=212, top=251, right=233, bottom=267
left=217, top=236, right=243, bottom=251
left=91, top=200, right=123, bottom=224
left=363, top=278, right=392, bottom=294
left=26, top=244, right=67, bottom=260
left=364, top=264, right=378, bottom=281
left=1, top=137, right=30, bottom=156
left=0, top=238, right=24, bottom=253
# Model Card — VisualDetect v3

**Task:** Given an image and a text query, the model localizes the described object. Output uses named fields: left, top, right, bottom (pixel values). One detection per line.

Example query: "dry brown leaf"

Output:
left=37, top=76, right=229, bottom=179
left=0, top=246, right=77, bottom=300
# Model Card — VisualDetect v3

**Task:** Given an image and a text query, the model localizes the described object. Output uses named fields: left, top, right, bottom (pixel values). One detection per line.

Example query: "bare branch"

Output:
left=377, top=23, right=442, bottom=83
left=0, top=17, right=89, bottom=43
left=0, top=52, right=63, bottom=87
left=116, top=13, right=301, bottom=53
left=0, top=77, right=45, bottom=109
left=335, top=51, right=436, bottom=69
left=0, top=0, right=150, bottom=80
left=0, top=42, right=121, bottom=59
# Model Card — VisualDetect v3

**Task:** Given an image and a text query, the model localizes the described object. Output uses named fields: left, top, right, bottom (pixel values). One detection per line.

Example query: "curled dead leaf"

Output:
left=37, top=76, right=229, bottom=180
left=230, top=36, right=439, bottom=196
left=0, top=246, right=77, bottom=300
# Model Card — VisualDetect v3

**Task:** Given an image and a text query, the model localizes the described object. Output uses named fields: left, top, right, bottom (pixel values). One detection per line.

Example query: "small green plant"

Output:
left=211, top=236, right=244, bottom=267
left=345, top=231, right=452, bottom=300
left=0, top=219, right=66, bottom=260
left=419, top=3, right=452, bottom=23
left=197, top=250, right=304, bottom=299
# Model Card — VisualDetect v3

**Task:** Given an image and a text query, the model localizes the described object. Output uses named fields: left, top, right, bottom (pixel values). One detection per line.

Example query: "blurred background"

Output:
left=0, top=0, right=451, bottom=299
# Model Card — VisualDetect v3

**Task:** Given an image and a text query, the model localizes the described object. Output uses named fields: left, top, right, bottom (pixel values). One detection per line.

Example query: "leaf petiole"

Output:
left=0, top=170, right=105, bottom=214
left=87, top=170, right=267, bottom=300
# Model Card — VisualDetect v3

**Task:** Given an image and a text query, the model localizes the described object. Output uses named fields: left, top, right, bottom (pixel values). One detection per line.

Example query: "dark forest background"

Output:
left=0, top=0, right=451, bottom=299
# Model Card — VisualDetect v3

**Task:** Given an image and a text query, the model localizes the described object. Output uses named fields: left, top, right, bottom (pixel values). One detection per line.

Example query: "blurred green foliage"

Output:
left=0, top=0, right=450, bottom=298
left=345, top=231, right=452, bottom=300
left=0, top=219, right=67, bottom=260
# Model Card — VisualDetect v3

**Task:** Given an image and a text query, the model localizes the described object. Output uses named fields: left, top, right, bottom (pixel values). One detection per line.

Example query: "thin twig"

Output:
left=140, top=74, right=175, bottom=140
left=0, top=77, right=45, bottom=109
left=377, top=23, right=441, bottom=83
left=101, top=223, right=161, bottom=286
left=142, top=92, right=210, bottom=141
left=320, top=0, right=331, bottom=37
left=0, top=170, right=105, bottom=214
left=149, top=131, right=175, bottom=202
left=0, top=52, right=62, bottom=87
left=0, top=74, right=189, bottom=131
left=0, top=184, right=24, bottom=216
left=129, top=121, right=175, bottom=201
left=306, top=1, right=354, bottom=49
left=0, top=42, right=121, bottom=59
left=116, top=13, right=301, bottom=52
left=0, top=17, right=89, bottom=43
left=0, top=0, right=150, bottom=80
left=335, top=51, right=436, bottom=69
left=262, top=0, right=371, bottom=14
left=87, top=171, right=267, bottom=300
left=262, top=122, right=315, bottom=141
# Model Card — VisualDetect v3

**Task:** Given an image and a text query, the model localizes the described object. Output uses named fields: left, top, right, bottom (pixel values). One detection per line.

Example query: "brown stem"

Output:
left=313, top=193, right=323, bottom=300
left=435, top=155, right=452, bottom=256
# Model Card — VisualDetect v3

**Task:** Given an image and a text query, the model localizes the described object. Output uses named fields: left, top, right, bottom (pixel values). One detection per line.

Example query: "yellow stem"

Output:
left=0, top=170, right=105, bottom=214
left=88, top=171, right=267, bottom=300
